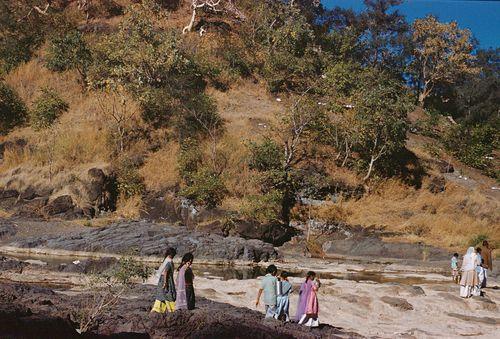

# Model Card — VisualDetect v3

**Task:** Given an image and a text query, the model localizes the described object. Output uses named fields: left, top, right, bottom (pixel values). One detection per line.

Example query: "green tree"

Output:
left=88, top=3, right=221, bottom=139
left=358, top=0, right=410, bottom=73
left=0, top=1, right=45, bottom=73
left=350, top=75, right=411, bottom=180
left=455, top=48, right=499, bottom=126
left=410, top=15, right=478, bottom=107
left=0, top=82, right=27, bottom=134
left=247, top=95, right=327, bottom=224
left=241, top=1, right=323, bottom=92
left=46, top=30, right=92, bottom=85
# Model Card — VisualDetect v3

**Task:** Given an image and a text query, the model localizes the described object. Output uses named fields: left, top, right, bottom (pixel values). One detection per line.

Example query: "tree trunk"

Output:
left=363, top=156, right=376, bottom=181
left=418, top=92, right=426, bottom=107
left=183, top=7, right=197, bottom=34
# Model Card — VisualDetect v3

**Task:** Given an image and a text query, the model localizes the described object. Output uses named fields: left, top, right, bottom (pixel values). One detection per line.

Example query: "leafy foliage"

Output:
left=241, top=1, right=323, bottom=92
left=410, top=15, right=478, bottom=106
left=46, top=30, right=92, bottom=84
left=29, top=88, right=69, bottom=130
left=180, top=166, right=227, bottom=208
left=115, top=157, right=145, bottom=198
left=240, top=190, right=283, bottom=224
left=0, top=82, right=27, bottom=134
left=248, top=138, right=283, bottom=171
left=444, top=123, right=498, bottom=173
left=88, top=3, right=221, bottom=139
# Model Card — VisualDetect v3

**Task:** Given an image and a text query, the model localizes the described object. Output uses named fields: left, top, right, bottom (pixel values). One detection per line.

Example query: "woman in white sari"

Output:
left=459, top=247, right=481, bottom=298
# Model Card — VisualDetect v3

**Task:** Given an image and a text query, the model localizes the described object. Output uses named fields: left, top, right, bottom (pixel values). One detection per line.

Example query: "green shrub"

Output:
left=177, top=139, right=202, bottom=182
left=247, top=138, right=283, bottom=171
left=240, top=190, right=283, bottom=224
left=180, top=167, right=227, bottom=208
left=0, top=82, right=27, bottom=134
left=112, top=255, right=152, bottom=285
left=444, top=123, right=498, bottom=171
left=30, top=88, right=68, bottom=130
left=115, top=158, right=145, bottom=198
left=0, top=1, right=46, bottom=74
left=46, top=30, right=92, bottom=84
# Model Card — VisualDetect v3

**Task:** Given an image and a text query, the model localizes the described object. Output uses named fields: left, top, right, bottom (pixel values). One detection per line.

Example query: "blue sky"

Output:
left=322, top=0, right=500, bottom=48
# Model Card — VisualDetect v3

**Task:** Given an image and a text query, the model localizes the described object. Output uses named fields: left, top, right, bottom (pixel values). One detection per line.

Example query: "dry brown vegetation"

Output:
left=343, top=179, right=500, bottom=250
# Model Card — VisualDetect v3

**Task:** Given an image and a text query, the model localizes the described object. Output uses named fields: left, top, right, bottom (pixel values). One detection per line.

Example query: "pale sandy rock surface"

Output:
left=193, top=270, right=500, bottom=338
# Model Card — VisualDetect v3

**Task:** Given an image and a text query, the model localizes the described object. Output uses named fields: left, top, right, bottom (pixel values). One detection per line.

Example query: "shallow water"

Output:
left=2, top=252, right=449, bottom=285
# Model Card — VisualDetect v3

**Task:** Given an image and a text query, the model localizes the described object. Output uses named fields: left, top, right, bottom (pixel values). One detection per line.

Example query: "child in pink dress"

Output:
left=298, top=271, right=320, bottom=327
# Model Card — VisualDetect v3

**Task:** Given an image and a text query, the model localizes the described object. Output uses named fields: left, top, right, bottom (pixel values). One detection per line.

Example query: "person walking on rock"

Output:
left=459, top=247, right=480, bottom=298
left=175, top=253, right=195, bottom=310
left=481, top=240, right=494, bottom=288
left=151, top=247, right=177, bottom=313
left=296, top=271, right=321, bottom=327
left=255, top=264, right=278, bottom=318
left=451, top=253, right=460, bottom=284
left=274, top=271, right=292, bottom=322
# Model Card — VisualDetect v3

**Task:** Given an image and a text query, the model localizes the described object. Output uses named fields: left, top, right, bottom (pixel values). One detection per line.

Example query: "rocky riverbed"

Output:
left=1, top=220, right=499, bottom=338
left=0, top=256, right=359, bottom=339
left=2, top=220, right=278, bottom=262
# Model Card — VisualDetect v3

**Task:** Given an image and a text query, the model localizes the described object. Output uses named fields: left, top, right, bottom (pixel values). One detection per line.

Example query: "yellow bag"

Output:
left=151, top=300, right=175, bottom=313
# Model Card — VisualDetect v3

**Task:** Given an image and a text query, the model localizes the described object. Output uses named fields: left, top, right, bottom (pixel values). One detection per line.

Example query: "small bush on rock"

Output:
left=240, top=190, right=283, bottom=224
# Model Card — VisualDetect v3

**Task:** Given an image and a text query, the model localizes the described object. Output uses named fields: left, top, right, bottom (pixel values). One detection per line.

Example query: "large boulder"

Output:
left=83, top=167, right=117, bottom=212
left=42, top=195, right=75, bottom=216
left=229, top=220, right=296, bottom=246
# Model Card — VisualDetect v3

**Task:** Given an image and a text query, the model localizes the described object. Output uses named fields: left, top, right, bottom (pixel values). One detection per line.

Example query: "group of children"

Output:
left=255, top=264, right=321, bottom=327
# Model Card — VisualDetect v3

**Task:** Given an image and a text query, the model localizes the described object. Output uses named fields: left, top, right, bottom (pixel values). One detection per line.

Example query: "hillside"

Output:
left=0, top=0, right=498, bottom=254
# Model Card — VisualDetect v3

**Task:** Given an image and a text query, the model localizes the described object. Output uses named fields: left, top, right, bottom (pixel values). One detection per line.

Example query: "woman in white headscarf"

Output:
left=459, top=247, right=481, bottom=298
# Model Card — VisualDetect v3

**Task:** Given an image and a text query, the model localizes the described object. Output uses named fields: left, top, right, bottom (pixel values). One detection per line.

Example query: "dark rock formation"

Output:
left=0, top=220, right=17, bottom=240
left=84, top=168, right=117, bottom=213
left=381, top=296, right=414, bottom=311
left=320, top=224, right=450, bottom=261
left=0, top=282, right=361, bottom=339
left=43, top=195, right=75, bottom=216
left=10, top=221, right=279, bottom=262
left=427, top=176, right=446, bottom=194
left=227, top=220, right=296, bottom=247
left=0, top=256, right=27, bottom=273
left=143, top=195, right=295, bottom=246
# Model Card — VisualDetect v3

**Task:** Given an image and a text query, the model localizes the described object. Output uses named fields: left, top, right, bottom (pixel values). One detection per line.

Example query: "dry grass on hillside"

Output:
left=140, top=142, right=180, bottom=192
left=342, top=179, right=500, bottom=251
left=210, top=81, right=284, bottom=139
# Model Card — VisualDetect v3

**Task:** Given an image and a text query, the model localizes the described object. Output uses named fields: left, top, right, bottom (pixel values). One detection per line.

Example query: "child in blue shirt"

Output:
left=451, top=253, right=459, bottom=284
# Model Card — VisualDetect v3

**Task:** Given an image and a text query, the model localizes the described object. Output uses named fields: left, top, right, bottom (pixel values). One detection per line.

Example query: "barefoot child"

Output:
left=297, top=271, right=320, bottom=327
left=451, top=253, right=459, bottom=284
left=275, top=271, right=292, bottom=322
